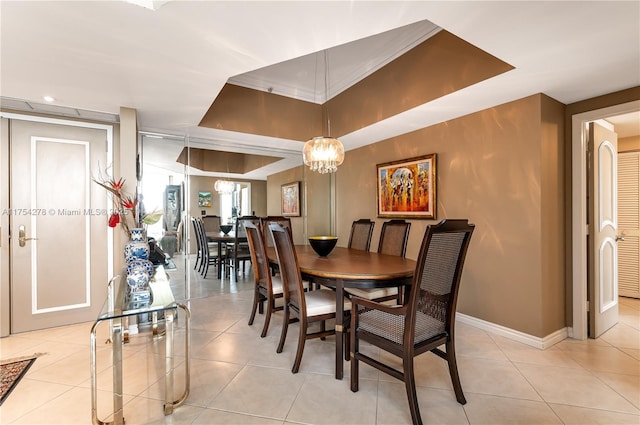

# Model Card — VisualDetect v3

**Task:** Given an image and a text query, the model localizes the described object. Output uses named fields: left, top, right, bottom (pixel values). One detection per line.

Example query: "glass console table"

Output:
left=90, top=266, right=190, bottom=425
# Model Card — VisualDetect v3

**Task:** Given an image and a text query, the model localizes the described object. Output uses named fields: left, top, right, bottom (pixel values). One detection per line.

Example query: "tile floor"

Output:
left=1, top=255, right=639, bottom=424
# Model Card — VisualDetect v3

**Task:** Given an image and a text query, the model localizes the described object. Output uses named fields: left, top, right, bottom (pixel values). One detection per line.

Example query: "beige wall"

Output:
left=334, top=94, right=565, bottom=338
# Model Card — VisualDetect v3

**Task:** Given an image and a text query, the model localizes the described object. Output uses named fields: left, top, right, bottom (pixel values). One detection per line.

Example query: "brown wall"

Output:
left=334, top=94, right=565, bottom=338
left=266, top=166, right=331, bottom=245
left=619, top=135, right=640, bottom=152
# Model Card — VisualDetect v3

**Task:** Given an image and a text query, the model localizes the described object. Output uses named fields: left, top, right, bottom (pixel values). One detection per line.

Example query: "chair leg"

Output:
left=403, top=357, right=423, bottom=425
left=276, top=305, right=290, bottom=353
left=350, top=328, right=359, bottom=392
left=248, top=288, right=260, bottom=326
left=445, top=339, right=466, bottom=405
left=260, top=295, right=274, bottom=338
left=292, top=317, right=307, bottom=373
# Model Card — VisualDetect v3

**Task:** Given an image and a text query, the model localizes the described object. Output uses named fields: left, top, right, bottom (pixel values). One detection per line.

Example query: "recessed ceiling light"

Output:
left=43, top=96, right=55, bottom=102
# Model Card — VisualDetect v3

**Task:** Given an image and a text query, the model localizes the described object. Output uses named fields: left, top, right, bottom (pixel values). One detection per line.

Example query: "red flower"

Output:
left=108, top=212, right=120, bottom=227
left=122, top=196, right=137, bottom=210
left=110, top=177, right=125, bottom=190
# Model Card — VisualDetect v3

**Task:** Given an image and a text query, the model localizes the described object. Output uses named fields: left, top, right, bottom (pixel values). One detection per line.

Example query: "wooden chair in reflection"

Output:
left=350, top=219, right=475, bottom=425
left=191, top=216, right=224, bottom=278
left=346, top=219, right=410, bottom=302
left=244, top=220, right=284, bottom=337
left=269, top=222, right=351, bottom=373
left=224, top=215, right=257, bottom=278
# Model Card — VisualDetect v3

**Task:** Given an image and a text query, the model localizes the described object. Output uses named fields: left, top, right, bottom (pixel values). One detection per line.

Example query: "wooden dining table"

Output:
left=267, top=245, right=416, bottom=379
left=206, top=231, right=247, bottom=279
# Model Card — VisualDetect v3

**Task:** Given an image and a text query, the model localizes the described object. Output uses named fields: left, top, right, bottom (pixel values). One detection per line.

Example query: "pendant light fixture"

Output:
left=303, top=50, right=344, bottom=174
left=215, top=155, right=235, bottom=195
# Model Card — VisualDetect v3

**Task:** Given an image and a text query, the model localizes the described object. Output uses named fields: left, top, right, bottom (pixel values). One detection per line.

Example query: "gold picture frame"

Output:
left=377, top=153, right=436, bottom=219
left=281, top=181, right=301, bottom=217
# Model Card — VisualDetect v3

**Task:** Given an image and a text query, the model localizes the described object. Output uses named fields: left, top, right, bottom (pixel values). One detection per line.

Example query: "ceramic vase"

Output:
left=125, top=228, right=150, bottom=263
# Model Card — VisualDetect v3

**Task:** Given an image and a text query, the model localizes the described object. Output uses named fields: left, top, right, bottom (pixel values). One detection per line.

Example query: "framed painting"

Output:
left=198, top=191, right=212, bottom=207
left=281, top=181, right=301, bottom=217
left=377, top=153, right=436, bottom=219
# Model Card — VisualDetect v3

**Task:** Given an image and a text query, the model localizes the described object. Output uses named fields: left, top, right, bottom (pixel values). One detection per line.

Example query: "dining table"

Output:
left=267, top=245, right=416, bottom=379
left=206, top=230, right=248, bottom=279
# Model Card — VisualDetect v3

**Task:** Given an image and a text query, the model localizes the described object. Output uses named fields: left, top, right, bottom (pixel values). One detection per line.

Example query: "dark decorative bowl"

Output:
left=309, top=236, right=338, bottom=256
left=220, top=225, right=233, bottom=235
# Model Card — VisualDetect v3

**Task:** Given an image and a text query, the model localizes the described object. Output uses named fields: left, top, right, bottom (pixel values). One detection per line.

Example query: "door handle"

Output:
left=615, top=235, right=625, bottom=242
left=18, top=225, right=38, bottom=247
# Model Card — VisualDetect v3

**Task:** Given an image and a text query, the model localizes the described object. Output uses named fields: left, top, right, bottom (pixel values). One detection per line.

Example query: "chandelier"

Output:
left=303, top=50, right=344, bottom=174
left=303, top=136, right=344, bottom=174
left=214, top=179, right=234, bottom=195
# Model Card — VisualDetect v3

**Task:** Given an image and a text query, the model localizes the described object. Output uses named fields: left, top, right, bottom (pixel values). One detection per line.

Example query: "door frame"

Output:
left=0, top=112, right=114, bottom=336
left=571, top=99, right=640, bottom=340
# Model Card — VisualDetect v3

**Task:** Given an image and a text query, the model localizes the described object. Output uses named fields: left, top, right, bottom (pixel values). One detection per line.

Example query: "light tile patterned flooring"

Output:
left=1, top=255, right=639, bottom=424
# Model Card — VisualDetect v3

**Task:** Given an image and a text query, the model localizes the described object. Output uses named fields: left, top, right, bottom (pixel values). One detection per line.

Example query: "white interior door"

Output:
left=588, top=121, right=620, bottom=338
left=10, top=118, right=110, bottom=333
left=617, top=152, right=640, bottom=298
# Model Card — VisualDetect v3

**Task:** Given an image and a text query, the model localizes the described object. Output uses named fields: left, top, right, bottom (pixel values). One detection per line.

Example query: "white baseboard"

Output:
left=456, top=313, right=568, bottom=350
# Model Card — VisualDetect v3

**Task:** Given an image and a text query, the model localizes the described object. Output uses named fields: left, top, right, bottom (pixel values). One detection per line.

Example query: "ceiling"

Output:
left=1, top=1, right=639, bottom=180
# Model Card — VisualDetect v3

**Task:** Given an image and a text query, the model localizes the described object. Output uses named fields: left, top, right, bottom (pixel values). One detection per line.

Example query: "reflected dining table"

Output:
left=267, top=245, right=416, bottom=379
left=206, top=230, right=247, bottom=279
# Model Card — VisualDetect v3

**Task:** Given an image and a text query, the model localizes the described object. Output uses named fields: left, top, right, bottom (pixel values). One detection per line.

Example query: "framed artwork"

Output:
left=377, top=153, right=437, bottom=219
left=198, top=191, right=212, bottom=207
left=281, top=181, right=301, bottom=217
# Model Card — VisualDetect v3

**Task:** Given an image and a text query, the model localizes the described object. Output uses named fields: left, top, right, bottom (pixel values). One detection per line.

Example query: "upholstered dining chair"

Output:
left=269, top=222, right=352, bottom=373
left=347, top=218, right=375, bottom=251
left=201, top=215, right=222, bottom=233
left=350, top=219, right=475, bottom=425
left=346, top=219, right=411, bottom=302
left=243, top=220, right=284, bottom=337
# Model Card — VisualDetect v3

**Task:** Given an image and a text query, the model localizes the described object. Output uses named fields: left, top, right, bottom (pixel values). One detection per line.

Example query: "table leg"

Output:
left=335, top=278, right=345, bottom=380
left=113, top=317, right=124, bottom=424
left=217, top=241, right=223, bottom=279
left=163, top=309, right=175, bottom=415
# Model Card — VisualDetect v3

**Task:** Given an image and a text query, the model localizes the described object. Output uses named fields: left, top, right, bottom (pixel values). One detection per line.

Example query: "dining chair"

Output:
left=350, top=219, right=475, bottom=425
left=190, top=217, right=204, bottom=272
left=269, top=222, right=352, bottom=373
left=347, top=218, right=375, bottom=251
left=260, top=216, right=291, bottom=275
left=225, top=215, right=257, bottom=278
left=346, top=219, right=410, bottom=302
left=193, top=216, right=224, bottom=278
left=201, top=215, right=221, bottom=233
left=244, top=220, right=284, bottom=337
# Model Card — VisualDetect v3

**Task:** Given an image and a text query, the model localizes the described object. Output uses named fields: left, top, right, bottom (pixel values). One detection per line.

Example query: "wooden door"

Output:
left=10, top=119, right=110, bottom=333
left=587, top=121, right=620, bottom=338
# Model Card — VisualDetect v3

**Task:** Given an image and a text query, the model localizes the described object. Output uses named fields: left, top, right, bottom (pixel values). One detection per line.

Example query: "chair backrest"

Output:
left=270, top=223, right=305, bottom=312
left=378, top=219, right=411, bottom=257
left=261, top=216, right=292, bottom=248
left=202, top=215, right=221, bottom=233
left=348, top=219, right=375, bottom=251
left=191, top=216, right=204, bottom=250
left=408, top=219, right=475, bottom=344
left=244, top=220, right=271, bottom=290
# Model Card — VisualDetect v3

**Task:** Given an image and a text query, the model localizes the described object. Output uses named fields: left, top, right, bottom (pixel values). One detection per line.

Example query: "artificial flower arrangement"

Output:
left=93, top=168, right=162, bottom=239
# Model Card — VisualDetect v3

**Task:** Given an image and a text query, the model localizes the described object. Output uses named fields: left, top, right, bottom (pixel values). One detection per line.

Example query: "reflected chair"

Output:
left=270, top=222, right=352, bottom=373
left=350, top=219, right=475, bottom=425
left=244, top=220, right=284, bottom=337
left=346, top=219, right=410, bottom=302
left=347, top=218, right=375, bottom=251
left=193, top=216, right=224, bottom=278
left=261, top=216, right=291, bottom=275
left=202, top=215, right=221, bottom=233
left=225, top=215, right=257, bottom=278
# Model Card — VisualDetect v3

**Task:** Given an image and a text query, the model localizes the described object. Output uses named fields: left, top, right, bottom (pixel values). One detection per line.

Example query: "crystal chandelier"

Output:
left=303, top=136, right=344, bottom=174
left=214, top=179, right=234, bottom=195
left=303, top=50, right=344, bottom=174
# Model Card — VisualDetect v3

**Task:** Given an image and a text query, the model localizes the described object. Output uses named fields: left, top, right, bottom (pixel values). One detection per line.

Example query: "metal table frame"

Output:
left=90, top=267, right=190, bottom=425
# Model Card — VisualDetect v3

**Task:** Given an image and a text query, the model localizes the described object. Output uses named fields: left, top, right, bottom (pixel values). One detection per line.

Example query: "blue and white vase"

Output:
left=125, top=228, right=150, bottom=263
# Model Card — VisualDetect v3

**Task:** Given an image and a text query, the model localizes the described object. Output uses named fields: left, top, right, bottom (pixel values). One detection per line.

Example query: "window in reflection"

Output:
left=220, top=182, right=252, bottom=224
